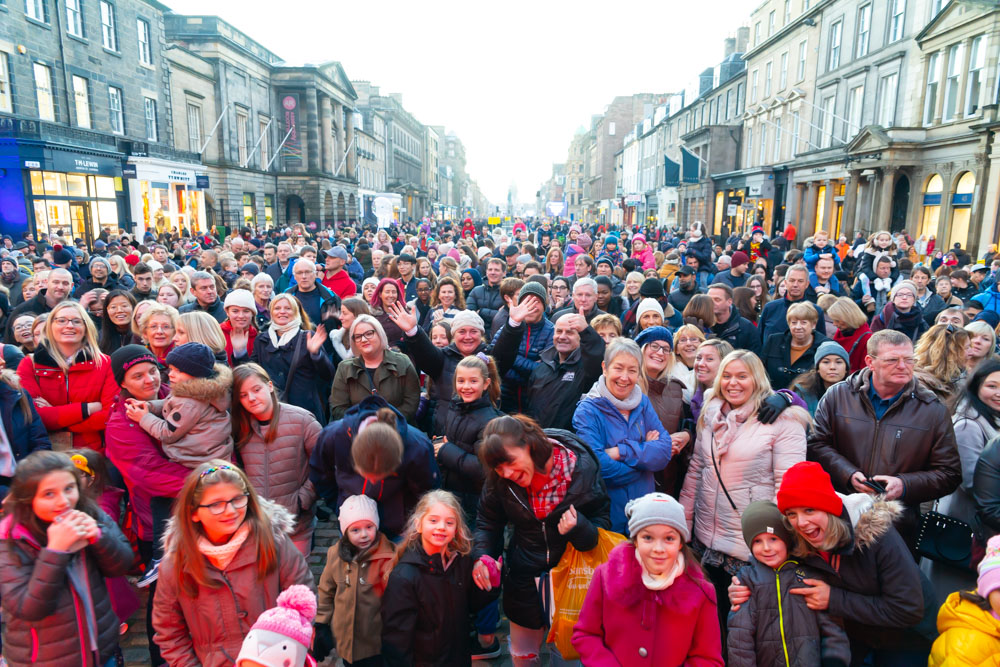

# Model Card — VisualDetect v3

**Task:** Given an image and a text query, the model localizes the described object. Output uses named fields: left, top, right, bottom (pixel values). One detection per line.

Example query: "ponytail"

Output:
left=455, top=354, right=501, bottom=405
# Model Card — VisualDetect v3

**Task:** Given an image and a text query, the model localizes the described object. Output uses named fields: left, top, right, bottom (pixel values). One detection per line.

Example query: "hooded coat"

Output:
left=929, top=590, right=1000, bottom=666
left=572, top=385, right=672, bottom=534
left=571, top=542, right=724, bottom=666
left=316, top=533, right=396, bottom=665
left=17, top=344, right=119, bottom=452
left=151, top=499, right=314, bottom=667
left=140, top=363, right=234, bottom=467
left=436, top=395, right=504, bottom=497
left=309, top=396, right=440, bottom=538
left=680, top=397, right=809, bottom=561
left=727, top=557, right=851, bottom=667
left=0, top=508, right=133, bottom=667
left=473, top=429, right=611, bottom=629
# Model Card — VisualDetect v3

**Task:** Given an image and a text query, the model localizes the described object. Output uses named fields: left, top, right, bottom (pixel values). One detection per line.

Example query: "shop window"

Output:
left=920, top=174, right=943, bottom=240
left=815, top=185, right=827, bottom=234
left=949, top=172, right=976, bottom=249
left=264, top=195, right=274, bottom=227
left=243, top=193, right=256, bottom=225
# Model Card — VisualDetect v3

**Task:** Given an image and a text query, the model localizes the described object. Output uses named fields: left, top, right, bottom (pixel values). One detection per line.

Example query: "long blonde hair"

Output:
left=702, top=349, right=773, bottom=427
left=389, top=489, right=472, bottom=573
left=915, top=323, right=969, bottom=385
left=178, top=311, right=226, bottom=354
left=42, top=302, right=102, bottom=370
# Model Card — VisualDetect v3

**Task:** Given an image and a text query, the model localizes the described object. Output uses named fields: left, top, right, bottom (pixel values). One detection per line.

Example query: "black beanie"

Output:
left=741, top=500, right=795, bottom=551
left=165, top=342, right=217, bottom=379
left=110, top=344, right=158, bottom=385
left=639, top=277, right=665, bottom=298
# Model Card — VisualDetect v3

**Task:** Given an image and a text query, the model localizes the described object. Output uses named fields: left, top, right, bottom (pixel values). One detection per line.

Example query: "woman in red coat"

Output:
left=572, top=492, right=723, bottom=666
left=17, top=301, right=119, bottom=452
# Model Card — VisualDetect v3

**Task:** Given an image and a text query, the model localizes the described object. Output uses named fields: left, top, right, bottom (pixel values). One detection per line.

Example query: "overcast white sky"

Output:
left=167, top=0, right=753, bottom=206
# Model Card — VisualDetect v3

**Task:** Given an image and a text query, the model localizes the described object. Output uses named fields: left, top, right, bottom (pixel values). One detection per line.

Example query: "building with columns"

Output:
left=271, top=61, right=358, bottom=228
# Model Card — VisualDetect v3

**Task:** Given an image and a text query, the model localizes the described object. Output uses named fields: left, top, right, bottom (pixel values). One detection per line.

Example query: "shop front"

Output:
left=125, top=158, right=208, bottom=238
left=712, top=172, right=750, bottom=239
left=19, top=146, right=125, bottom=244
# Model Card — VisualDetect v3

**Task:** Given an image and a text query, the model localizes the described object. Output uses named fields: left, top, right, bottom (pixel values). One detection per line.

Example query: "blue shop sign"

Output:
left=952, top=192, right=973, bottom=206
left=923, top=193, right=942, bottom=206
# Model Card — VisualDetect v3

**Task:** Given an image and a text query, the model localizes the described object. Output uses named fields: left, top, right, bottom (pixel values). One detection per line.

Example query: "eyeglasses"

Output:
left=198, top=493, right=249, bottom=515
left=12, top=323, right=33, bottom=331
left=871, top=356, right=916, bottom=367
left=676, top=337, right=702, bottom=345
left=53, top=317, right=84, bottom=327
left=645, top=342, right=671, bottom=354
left=352, top=329, right=377, bottom=342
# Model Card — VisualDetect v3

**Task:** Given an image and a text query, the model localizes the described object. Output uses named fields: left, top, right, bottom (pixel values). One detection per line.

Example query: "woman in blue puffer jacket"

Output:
left=572, top=338, right=672, bottom=533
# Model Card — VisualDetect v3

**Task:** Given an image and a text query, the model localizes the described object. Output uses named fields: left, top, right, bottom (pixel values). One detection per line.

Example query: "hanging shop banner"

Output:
left=281, top=93, right=303, bottom=168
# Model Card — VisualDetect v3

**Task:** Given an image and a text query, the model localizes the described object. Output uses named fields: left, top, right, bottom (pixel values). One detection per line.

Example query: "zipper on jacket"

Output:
left=508, top=486, right=550, bottom=565
left=776, top=568, right=790, bottom=667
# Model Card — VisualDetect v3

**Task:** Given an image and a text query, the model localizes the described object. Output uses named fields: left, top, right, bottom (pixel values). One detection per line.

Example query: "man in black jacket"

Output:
left=668, top=266, right=701, bottom=312
left=466, top=257, right=505, bottom=324
left=708, top=284, right=761, bottom=354
left=492, top=312, right=604, bottom=430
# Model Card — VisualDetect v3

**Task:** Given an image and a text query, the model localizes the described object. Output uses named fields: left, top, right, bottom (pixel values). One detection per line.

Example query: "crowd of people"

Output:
left=0, top=218, right=999, bottom=666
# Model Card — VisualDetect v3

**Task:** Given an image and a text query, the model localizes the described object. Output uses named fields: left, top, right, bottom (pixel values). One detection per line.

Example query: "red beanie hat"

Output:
left=776, top=461, right=843, bottom=516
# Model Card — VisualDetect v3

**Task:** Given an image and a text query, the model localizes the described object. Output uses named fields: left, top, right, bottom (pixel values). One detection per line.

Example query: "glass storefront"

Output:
left=920, top=174, right=943, bottom=241
left=127, top=160, right=207, bottom=237
left=949, top=171, right=976, bottom=249
left=29, top=170, right=120, bottom=241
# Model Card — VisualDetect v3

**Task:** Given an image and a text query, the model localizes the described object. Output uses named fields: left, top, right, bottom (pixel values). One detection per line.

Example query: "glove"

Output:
left=312, top=622, right=334, bottom=662
left=477, top=554, right=504, bottom=588
left=757, top=392, right=792, bottom=425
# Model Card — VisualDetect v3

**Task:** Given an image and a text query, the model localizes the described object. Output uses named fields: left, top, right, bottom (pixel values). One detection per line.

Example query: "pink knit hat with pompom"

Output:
left=236, top=585, right=317, bottom=667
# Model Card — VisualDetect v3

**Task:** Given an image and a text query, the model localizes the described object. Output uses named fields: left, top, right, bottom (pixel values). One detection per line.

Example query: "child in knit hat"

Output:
left=727, top=501, right=850, bottom=667
left=314, top=494, right=395, bottom=665
left=929, top=534, right=1000, bottom=665
left=124, top=342, right=234, bottom=587
left=236, top=584, right=318, bottom=667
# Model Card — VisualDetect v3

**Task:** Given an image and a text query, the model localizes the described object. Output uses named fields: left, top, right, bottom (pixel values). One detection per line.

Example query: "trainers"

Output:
left=470, top=636, right=501, bottom=660
left=136, top=558, right=160, bottom=588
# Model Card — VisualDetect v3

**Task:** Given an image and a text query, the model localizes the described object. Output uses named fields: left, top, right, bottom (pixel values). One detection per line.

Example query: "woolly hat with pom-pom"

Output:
left=235, top=584, right=317, bottom=667
left=52, top=244, right=74, bottom=265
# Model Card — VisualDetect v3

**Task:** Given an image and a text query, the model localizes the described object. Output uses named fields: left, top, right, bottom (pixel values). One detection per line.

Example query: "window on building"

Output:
left=0, top=53, right=11, bottom=114
left=765, top=61, right=773, bottom=97
left=235, top=108, right=249, bottom=164
left=966, top=35, right=985, bottom=117
left=793, top=111, right=801, bottom=156
left=856, top=5, right=871, bottom=58
left=754, top=21, right=761, bottom=46
left=798, top=40, right=808, bottom=81
left=924, top=52, right=941, bottom=125
left=726, top=89, right=733, bottom=119
left=100, top=1, right=117, bottom=50
left=737, top=82, right=745, bottom=113
left=943, top=42, right=964, bottom=121
left=108, top=85, right=123, bottom=134
left=932, top=0, right=946, bottom=15
left=25, top=0, right=47, bottom=22
left=784, top=0, right=791, bottom=25
left=759, top=125, right=768, bottom=164
left=243, top=193, right=256, bottom=225
left=72, top=76, right=90, bottom=129
left=65, top=0, right=83, bottom=37
left=33, top=63, right=54, bottom=121
left=846, top=84, right=863, bottom=138
left=136, top=19, right=152, bottom=66
left=187, top=103, right=202, bottom=153
left=779, top=52, right=789, bottom=90
left=264, top=194, right=274, bottom=227
left=877, top=72, right=899, bottom=126
left=751, top=69, right=759, bottom=103
left=821, top=95, right=836, bottom=148
left=746, top=126, right=753, bottom=167
left=829, top=21, right=842, bottom=71
left=143, top=97, right=157, bottom=141
left=890, top=0, right=906, bottom=42
left=774, top=117, right=783, bottom=161
left=259, top=117, right=270, bottom=168
left=769, top=10, right=776, bottom=36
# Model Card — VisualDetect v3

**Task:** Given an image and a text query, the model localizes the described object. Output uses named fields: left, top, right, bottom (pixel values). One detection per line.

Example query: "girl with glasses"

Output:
left=151, top=460, right=312, bottom=667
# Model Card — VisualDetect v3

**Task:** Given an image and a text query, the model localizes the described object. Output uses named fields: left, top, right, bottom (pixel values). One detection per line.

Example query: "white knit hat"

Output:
left=626, top=492, right=689, bottom=541
left=339, top=494, right=379, bottom=534
left=450, top=309, right=485, bottom=333
left=224, top=289, right=256, bottom=313
left=636, top=298, right=664, bottom=321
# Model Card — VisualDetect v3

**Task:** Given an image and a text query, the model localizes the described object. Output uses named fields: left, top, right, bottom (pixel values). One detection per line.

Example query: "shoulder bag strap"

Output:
left=709, top=430, right=739, bottom=512
left=282, top=333, right=307, bottom=399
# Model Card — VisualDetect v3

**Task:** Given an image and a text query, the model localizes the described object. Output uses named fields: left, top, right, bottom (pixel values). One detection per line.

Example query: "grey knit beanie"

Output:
left=814, top=340, right=849, bottom=369
left=625, top=492, right=689, bottom=541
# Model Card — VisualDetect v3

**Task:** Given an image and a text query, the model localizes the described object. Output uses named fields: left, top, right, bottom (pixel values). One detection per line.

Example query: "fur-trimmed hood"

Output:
left=160, top=496, right=296, bottom=556
left=839, top=493, right=904, bottom=550
left=170, top=363, right=232, bottom=410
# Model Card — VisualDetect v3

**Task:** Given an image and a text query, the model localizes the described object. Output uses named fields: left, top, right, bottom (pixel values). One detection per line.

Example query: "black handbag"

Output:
left=916, top=505, right=974, bottom=569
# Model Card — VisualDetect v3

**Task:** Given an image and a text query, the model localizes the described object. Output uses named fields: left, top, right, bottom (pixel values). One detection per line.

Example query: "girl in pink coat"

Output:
left=572, top=493, right=724, bottom=666
left=631, top=234, right=656, bottom=271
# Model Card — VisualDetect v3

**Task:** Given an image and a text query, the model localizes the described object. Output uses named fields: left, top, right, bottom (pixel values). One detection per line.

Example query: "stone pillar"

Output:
left=939, top=169, right=956, bottom=248
left=335, top=103, right=347, bottom=177
left=786, top=181, right=801, bottom=228
left=320, top=95, right=333, bottom=175
left=857, top=175, right=873, bottom=236
left=876, top=168, right=897, bottom=232
left=978, top=150, right=1000, bottom=255
left=803, top=181, right=819, bottom=235
left=346, top=110, right=356, bottom=180
left=842, top=170, right=861, bottom=240
left=305, top=87, right=320, bottom=173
